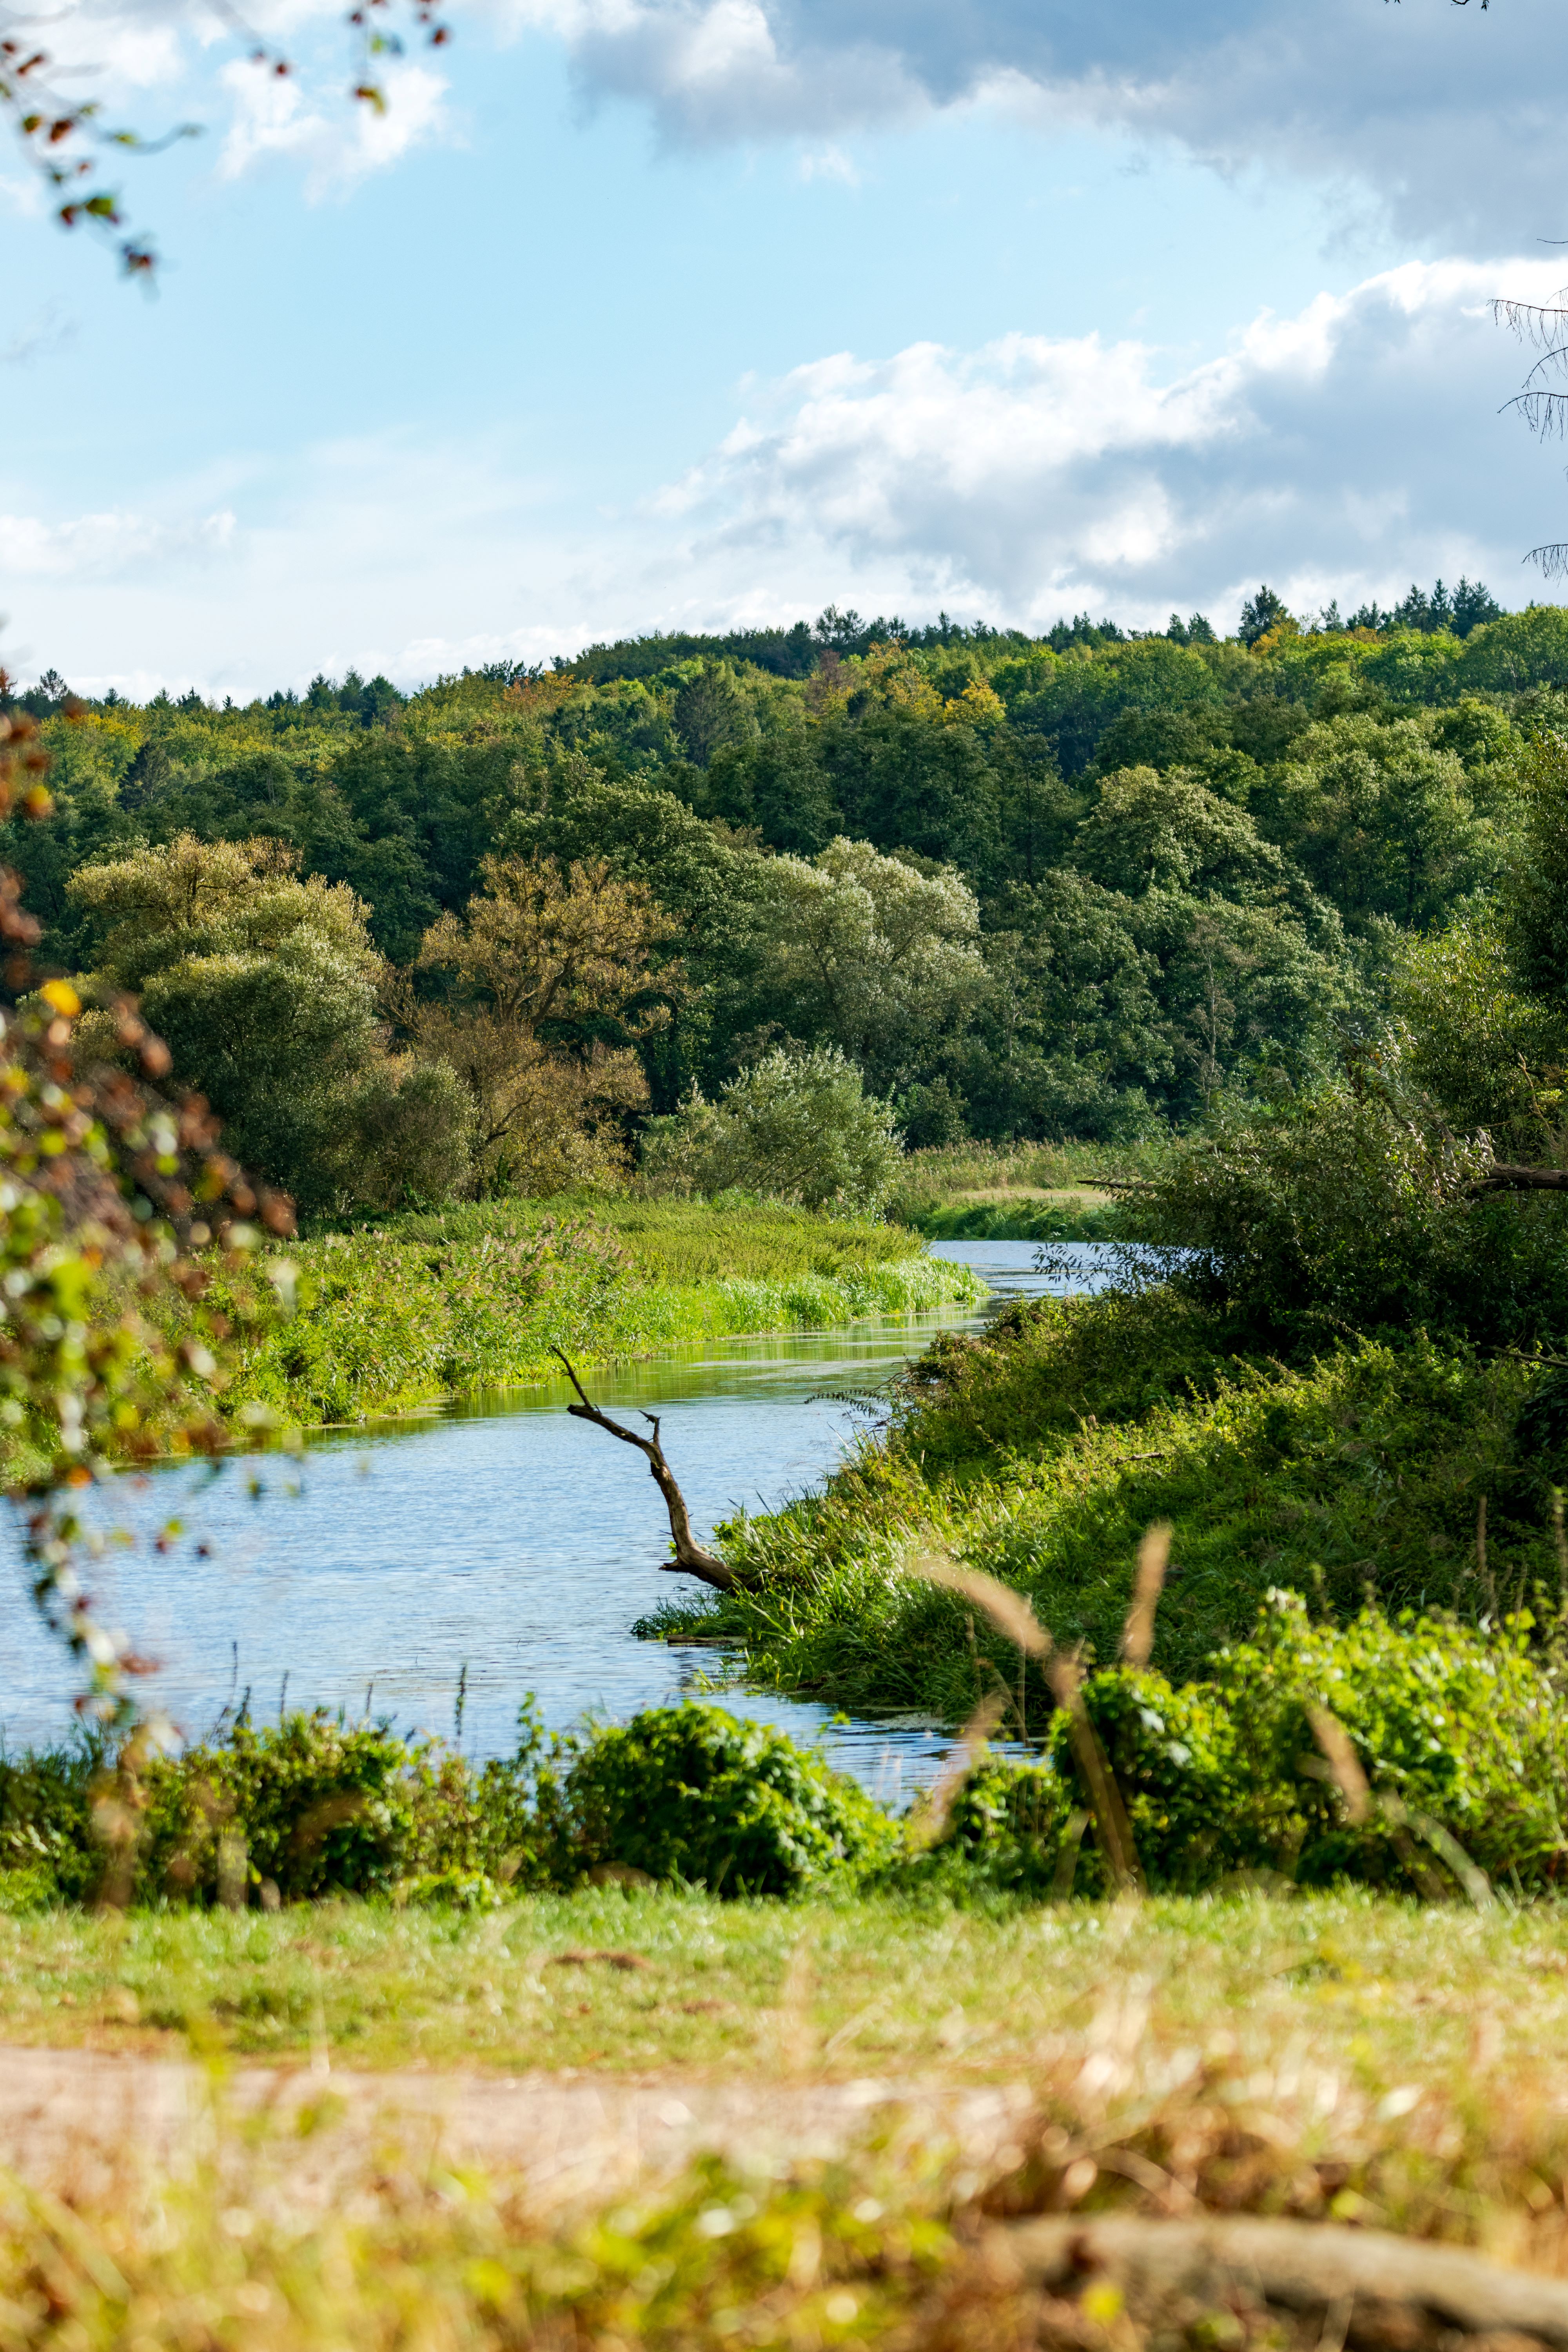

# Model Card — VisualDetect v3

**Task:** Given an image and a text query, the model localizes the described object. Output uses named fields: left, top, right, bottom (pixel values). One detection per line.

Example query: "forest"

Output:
left=7, top=575, right=1565, bottom=1240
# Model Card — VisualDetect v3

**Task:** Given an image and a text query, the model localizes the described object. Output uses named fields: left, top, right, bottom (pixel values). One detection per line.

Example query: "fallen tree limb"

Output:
left=1476, top=1161, right=1568, bottom=1193
left=549, top=1350, right=754, bottom=1595
left=998, top=2213, right=1568, bottom=2345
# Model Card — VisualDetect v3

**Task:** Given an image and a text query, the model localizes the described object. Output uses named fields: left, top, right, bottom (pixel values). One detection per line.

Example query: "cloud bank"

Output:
left=649, top=256, right=1560, bottom=631
left=499, top=0, right=1566, bottom=251
left=6, top=254, right=1561, bottom=694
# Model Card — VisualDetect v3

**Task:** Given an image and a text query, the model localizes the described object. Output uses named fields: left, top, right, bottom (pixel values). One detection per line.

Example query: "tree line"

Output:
left=9, top=582, right=1568, bottom=1223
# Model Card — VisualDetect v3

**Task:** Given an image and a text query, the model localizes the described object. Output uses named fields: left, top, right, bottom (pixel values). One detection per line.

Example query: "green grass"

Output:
left=643, top=1288, right=1568, bottom=1720
left=9, top=1889, right=1568, bottom=2347
left=3, top=1883, right=1567, bottom=2093
left=164, top=1197, right=985, bottom=1429
left=884, top=1140, right=1170, bottom=1240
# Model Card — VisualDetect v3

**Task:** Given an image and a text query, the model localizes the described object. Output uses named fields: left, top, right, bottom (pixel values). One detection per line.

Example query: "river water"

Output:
left=4, top=1240, right=1111, bottom=1800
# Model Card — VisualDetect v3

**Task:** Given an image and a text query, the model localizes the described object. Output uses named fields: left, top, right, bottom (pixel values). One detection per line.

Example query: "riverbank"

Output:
left=644, top=1283, right=1566, bottom=1719
left=884, top=1140, right=1165, bottom=1240
left=166, top=1198, right=986, bottom=1430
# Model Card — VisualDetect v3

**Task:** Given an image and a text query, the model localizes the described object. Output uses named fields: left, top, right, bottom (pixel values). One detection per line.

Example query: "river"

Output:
left=4, top=1240, right=1112, bottom=1800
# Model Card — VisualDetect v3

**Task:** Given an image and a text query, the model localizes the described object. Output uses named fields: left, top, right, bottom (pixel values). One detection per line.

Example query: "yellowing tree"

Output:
left=412, top=853, right=681, bottom=1193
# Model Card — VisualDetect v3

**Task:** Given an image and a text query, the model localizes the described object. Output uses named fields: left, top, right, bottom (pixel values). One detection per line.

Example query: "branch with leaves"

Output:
left=0, top=0, right=450, bottom=279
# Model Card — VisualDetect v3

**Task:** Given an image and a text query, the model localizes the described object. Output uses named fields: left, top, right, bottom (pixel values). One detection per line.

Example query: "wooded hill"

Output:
left=8, top=589, right=1568, bottom=1224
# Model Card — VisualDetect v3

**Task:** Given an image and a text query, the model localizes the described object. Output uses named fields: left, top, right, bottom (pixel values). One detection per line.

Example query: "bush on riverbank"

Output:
left=564, top=1706, right=897, bottom=1895
left=6, top=1595, right=1567, bottom=1911
left=145, top=1196, right=984, bottom=1427
left=902, top=1595, right=1568, bottom=1902
left=0, top=1702, right=894, bottom=1911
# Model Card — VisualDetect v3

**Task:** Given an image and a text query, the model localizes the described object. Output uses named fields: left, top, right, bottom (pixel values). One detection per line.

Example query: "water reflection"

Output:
left=2, top=1246, right=1116, bottom=1792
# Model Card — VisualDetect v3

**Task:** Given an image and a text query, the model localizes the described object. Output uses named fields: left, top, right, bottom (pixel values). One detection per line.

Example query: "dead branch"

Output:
left=1475, top=1161, right=1568, bottom=1192
left=999, top=2213, right=1568, bottom=2346
left=550, top=1350, right=754, bottom=1595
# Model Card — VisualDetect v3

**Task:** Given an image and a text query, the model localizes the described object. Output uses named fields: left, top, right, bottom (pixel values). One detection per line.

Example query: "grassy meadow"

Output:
left=0, top=1882, right=1558, bottom=2091
left=162, top=1196, right=985, bottom=1430
left=884, top=1142, right=1163, bottom=1240
left=7, top=1886, right=1568, bottom=2352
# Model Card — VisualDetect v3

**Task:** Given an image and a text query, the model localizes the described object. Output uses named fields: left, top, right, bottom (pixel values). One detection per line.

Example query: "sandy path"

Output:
left=0, top=2043, right=1036, bottom=2210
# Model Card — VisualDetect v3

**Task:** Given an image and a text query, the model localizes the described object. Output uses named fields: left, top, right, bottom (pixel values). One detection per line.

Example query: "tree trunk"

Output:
left=1478, top=1162, right=1568, bottom=1192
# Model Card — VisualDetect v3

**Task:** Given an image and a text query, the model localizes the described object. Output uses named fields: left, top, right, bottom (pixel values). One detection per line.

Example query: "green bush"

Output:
left=0, top=1742, right=100, bottom=1904
left=1209, top=1593, right=1568, bottom=1889
left=564, top=1704, right=898, bottom=1896
left=900, top=1757, right=1071, bottom=1899
left=640, top=1048, right=902, bottom=1215
left=965, top=1594, right=1568, bottom=1899
left=138, top=1706, right=564, bottom=1904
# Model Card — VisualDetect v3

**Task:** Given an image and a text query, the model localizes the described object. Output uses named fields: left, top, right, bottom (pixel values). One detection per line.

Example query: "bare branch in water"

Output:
left=550, top=1349, right=753, bottom=1595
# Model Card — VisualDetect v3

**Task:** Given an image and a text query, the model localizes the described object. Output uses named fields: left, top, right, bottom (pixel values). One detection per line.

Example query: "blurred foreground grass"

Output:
left=2, top=1886, right=1566, bottom=2092
left=8, top=1889, right=1568, bottom=2349
left=15, top=1891, right=1568, bottom=2352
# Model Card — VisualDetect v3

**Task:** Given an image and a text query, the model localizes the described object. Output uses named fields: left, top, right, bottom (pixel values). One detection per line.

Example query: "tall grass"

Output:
left=156, top=1197, right=985, bottom=1429
left=646, top=1290, right=1568, bottom=1719
left=885, top=1140, right=1174, bottom=1236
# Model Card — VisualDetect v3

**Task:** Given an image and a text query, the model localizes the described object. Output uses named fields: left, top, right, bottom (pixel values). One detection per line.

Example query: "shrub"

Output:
left=1210, top=1592, right=1568, bottom=1890
left=902, top=1757, right=1071, bottom=1899
left=641, top=1048, right=902, bottom=1215
left=0, top=1742, right=100, bottom=1904
left=138, top=1706, right=565, bottom=1904
left=1027, top=1594, right=1568, bottom=1898
left=564, top=1704, right=898, bottom=1895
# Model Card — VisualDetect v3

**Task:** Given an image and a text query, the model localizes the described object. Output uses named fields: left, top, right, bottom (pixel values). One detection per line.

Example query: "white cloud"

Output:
left=640, top=256, right=1566, bottom=630
left=0, top=506, right=236, bottom=581
left=217, top=55, right=450, bottom=194
left=486, top=0, right=1568, bottom=252
left=9, top=254, right=1567, bottom=695
left=797, top=144, right=858, bottom=187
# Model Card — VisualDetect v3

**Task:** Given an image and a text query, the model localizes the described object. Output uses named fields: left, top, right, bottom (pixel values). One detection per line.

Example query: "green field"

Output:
left=0, top=1882, right=1559, bottom=2103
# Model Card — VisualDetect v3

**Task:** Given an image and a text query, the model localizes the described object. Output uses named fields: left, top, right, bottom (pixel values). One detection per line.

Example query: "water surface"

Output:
left=5, top=1242, right=1113, bottom=1794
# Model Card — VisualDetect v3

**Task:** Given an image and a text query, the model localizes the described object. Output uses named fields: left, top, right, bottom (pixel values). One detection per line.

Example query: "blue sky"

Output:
left=2, top=0, right=1565, bottom=695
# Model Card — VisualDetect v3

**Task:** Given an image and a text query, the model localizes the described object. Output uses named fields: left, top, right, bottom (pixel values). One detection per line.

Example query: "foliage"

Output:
left=68, top=835, right=466, bottom=1216
left=10, top=1599, right=1568, bottom=1913
left=137, top=1706, right=563, bottom=1903
left=1508, top=728, right=1568, bottom=1008
left=906, top=1595, right=1568, bottom=1901
left=745, top=837, right=987, bottom=1097
left=4, top=1698, right=897, bottom=1908
left=641, top=1047, right=904, bottom=1215
left=647, top=1287, right=1568, bottom=1716
left=149, top=1195, right=982, bottom=1427
left=565, top=1703, right=897, bottom=1896
left=407, top=850, right=681, bottom=1194
left=16, top=603, right=1568, bottom=1178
